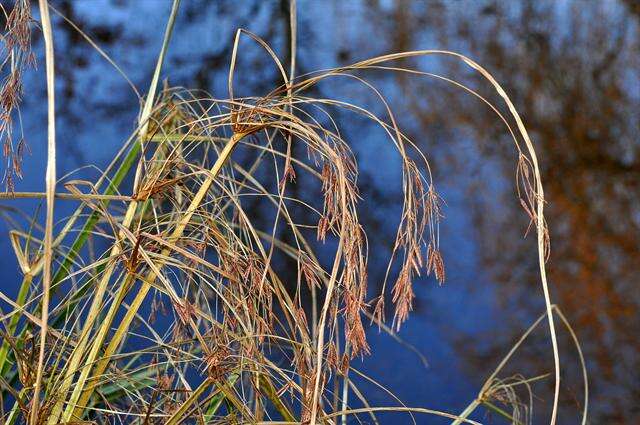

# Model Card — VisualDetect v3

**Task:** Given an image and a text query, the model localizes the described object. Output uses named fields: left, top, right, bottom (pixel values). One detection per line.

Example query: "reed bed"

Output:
left=0, top=1, right=587, bottom=424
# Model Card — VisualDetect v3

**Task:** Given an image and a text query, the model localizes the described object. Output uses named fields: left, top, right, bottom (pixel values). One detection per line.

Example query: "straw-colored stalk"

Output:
left=30, top=1, right=55, bottom=424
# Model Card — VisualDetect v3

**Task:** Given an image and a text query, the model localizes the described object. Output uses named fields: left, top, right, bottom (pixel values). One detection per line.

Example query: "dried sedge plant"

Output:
left=0, top=0, right=34, bottom=191
left=0, top=1, right=584, bottom=425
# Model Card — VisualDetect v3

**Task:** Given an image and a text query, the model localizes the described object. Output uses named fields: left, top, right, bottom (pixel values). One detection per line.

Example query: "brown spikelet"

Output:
left=278, top=162, right=297, bottom=192
left=230, top=105, right=266, bottom=135
left=327, top=342, right=338, bottom=371
left=296, top=307, right=309, bottom=334
left=204, top=345, right=231, bottom=381
left=317, top=216, right=329, bottom=241
left=300, top=253, right=321, bottom=290
left=427, top=245, right=446, bottom=285
left=516, top=153, right=538, bottom=235
left=133, top=176, right=184, bottom=201
left=516, top=153, right=551, bottom=261
left=342, top=288, right=371, bottom=357
left=300, top=371, right=316, bottom=425
left=372, top=295, right=385, bottom=326
left=347, top=313, right=370, bottom=358
left=156, top=373, right=173, bottom=392
left=339, top=353, right=350, bottom=376
left=174, top=299, right=196, bottom=327
left=391, top=265, right=414, bottom=331
left=284, top=163, right=296, bottom=183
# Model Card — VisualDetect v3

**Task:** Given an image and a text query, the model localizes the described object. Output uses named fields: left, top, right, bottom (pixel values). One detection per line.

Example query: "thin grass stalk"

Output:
left=340, top=342, right=350, bottom=425
left=130, top=0, right=181, bottom=196
left=5, top=387, right=26, bottom=425
left=164, top=378, right=214, bottom=425
left=322, top=407, right=482, bottom=424
left=204, top=372, right=239, bottom=419
left=0, top=192, right=130, bottom=200
left=30, top=1, right=55, bottom=423
left=137, top=0, right=180, bottom=141
left=482, top=401, right=524, bottom=424
left=554, top=308, right=588, bottom=425
left=452, top=400, right=480, bottom=425
left=48, top=3, right=140, bottom=99
left=258, top=374, right=296, bottom=422
left=309, top=175, right=346, bottom=424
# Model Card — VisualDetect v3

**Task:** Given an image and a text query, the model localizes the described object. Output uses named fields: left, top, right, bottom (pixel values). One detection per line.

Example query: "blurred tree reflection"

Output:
left=381, top=1, right=639, bottom=422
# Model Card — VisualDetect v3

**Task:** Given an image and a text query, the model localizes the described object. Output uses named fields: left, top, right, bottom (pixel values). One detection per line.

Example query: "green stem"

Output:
left=0, top=274, right=32, bottom=376
left=482, top=401, right=522, bottom=424
left=165, top=378, right=214, bottom=425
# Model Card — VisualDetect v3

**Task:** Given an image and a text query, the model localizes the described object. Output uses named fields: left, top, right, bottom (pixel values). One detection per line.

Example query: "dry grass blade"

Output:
left=30, top=1, right=55, bottom=424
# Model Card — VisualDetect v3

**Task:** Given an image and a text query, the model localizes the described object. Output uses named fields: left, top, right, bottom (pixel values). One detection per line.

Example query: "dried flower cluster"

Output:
left=1, top=0, right=34, bottom=191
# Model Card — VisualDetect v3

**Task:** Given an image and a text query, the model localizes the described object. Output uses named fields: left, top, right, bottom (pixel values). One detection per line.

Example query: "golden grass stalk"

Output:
left=30, top=1, right=55, bottom=424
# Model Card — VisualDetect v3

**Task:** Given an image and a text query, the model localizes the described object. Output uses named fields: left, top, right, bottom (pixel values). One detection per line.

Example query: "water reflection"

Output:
left=3, top=0, right=638, bottom=423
